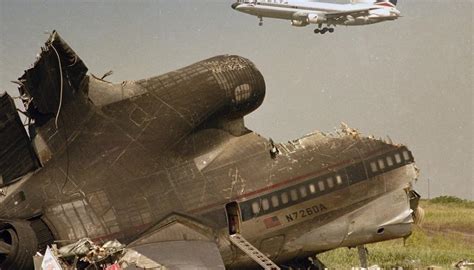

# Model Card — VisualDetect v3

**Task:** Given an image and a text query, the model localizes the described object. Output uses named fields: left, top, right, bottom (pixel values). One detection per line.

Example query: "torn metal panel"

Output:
left=0, top=93, right=39, bottom=186
left=120, top=249, right=164, bottom=269
left=17, top=31, right=88, bottom=122
left=130, top=241, right=225, bottom=270
left=127, top=214, right=224, bottom=269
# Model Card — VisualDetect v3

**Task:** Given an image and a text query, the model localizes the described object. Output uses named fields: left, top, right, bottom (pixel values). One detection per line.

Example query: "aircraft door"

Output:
left=225, top=202, right=241, bottom=235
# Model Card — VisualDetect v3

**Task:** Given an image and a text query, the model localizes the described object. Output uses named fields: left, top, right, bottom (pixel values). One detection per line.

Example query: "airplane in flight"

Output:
left=231, top=0, right=401, bottom=34
left=0, top=31, right=421, bottom=269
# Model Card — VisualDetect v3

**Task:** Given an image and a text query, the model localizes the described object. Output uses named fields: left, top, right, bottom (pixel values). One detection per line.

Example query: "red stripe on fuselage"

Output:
left=91, top=145, right=401, bottom=243
left=188, top=145, right=398, bottom=214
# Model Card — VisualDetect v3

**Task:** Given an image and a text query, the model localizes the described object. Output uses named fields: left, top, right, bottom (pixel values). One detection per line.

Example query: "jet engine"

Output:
left=133, top=55, right=266, bottom=122
left=370, top=8, right=391, bottom=17
left=0, top=220, right=38, bottom=270
left=291, top=19, right=308, bottom=27
left=307, top=14, right=324, bottom=24
left=291, top=13, right=324, bottom=26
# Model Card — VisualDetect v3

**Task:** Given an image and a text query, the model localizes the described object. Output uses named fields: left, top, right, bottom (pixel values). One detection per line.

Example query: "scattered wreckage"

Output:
left=34, top=239, right=162, bottom=270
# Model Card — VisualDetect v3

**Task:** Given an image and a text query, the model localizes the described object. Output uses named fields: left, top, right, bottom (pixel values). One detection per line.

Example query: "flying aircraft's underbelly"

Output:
left=247, top=6, right=297, bottom=20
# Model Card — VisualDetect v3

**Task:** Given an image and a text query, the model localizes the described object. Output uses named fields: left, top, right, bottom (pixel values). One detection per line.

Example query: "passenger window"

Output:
left=262, top=199, right=270, bottom=211
left=327, top=177, right=334, bottom=188
left=271, top=195, right=279, bottom=207
left=309, top=184, right=316, bottom=194
left=378, top=159, right=385, bottom=170
left=299, top=186, right=308, bottom=198
left=336, top=175, right=343, bottom=185
left=370, top=161, right=378, bottom=172
left=386, top=156, right=394, bottom=166
left=403, top=150, right=410, bottom=161
left=252, top=201, right=260, bottom=214
left=281, top=192, right=289, bottom=204
left=395, top=153, right=402, bottom=164
left=318, top=181, right=325, bottom=191
left=290, top=189, right=298, bottom=201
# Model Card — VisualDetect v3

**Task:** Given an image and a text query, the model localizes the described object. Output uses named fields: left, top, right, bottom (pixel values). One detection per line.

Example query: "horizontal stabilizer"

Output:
left=0, top=93, right=39, bottom=186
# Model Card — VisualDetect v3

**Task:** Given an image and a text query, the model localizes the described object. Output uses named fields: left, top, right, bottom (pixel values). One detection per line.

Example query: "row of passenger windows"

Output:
left=369, top=150, right=411, bottom=173
left=250, top=149, right=411, bottom=215
left=251, top=174, right=343, bottom=214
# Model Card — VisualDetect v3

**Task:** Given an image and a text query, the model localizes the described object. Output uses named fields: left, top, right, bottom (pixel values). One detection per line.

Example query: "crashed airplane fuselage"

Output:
left=0, top=31, right=421, bottom=269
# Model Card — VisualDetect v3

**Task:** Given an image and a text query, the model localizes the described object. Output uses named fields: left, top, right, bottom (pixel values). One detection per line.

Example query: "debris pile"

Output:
left=34, top=238, right=164, bottom=270
left=339, top=122, right=360, bottom=138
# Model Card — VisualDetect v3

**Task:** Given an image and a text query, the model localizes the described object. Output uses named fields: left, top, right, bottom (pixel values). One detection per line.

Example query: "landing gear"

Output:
left=258, top=16, right=263, bottom=26
left=314, top=26, right=335, bottom=34
left=357, top=245, right=368, bottom=268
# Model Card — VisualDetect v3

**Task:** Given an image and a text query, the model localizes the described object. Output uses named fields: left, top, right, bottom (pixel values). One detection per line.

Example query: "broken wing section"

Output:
left=0, top=93, right=39, bottom=186
left=128, top=214, right=226, bottom=270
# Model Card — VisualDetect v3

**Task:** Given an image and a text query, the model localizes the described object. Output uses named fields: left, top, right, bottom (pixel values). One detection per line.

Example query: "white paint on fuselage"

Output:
left=286, top=187, right=413, bottom=254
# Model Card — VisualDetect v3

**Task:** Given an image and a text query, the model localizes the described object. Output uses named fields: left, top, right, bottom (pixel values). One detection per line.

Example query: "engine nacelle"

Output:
left=291, top=19, right=308, bottom=27
left=307, top=14, right=324, bottom=24
left=370, top=8, right=391, bottom=17
left=291, top=13, right=324, bottom=26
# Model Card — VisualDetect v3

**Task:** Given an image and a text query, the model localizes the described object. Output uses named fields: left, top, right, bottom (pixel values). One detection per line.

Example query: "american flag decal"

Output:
left=263, top=216, right=281, bottom=228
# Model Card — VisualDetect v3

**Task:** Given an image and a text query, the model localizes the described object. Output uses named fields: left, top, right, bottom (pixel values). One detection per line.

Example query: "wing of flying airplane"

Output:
left=324, top=8, right=376, bottom=20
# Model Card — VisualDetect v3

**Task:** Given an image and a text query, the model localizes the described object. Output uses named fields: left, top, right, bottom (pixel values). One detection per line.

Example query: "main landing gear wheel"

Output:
left=258, top=16, right=263, bottom=26
left=314, top=27, right=335, bottom=34
left=0, top=221, right=38, bottom=270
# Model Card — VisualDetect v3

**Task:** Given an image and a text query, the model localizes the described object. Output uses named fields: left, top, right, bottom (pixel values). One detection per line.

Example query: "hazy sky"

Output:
left=1, top=0, right=472, bottom=199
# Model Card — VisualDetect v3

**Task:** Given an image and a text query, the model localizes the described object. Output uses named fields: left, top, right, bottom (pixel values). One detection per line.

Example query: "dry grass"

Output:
left=317, top=197, right=474, bottom=269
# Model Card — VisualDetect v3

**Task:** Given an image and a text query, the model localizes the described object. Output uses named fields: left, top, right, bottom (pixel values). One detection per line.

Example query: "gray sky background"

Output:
left=1, top=0, right=472, bottom=199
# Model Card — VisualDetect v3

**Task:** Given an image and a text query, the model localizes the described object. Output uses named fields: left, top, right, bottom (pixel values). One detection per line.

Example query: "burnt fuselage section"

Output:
left=0, top=32, right=419, bottom=270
